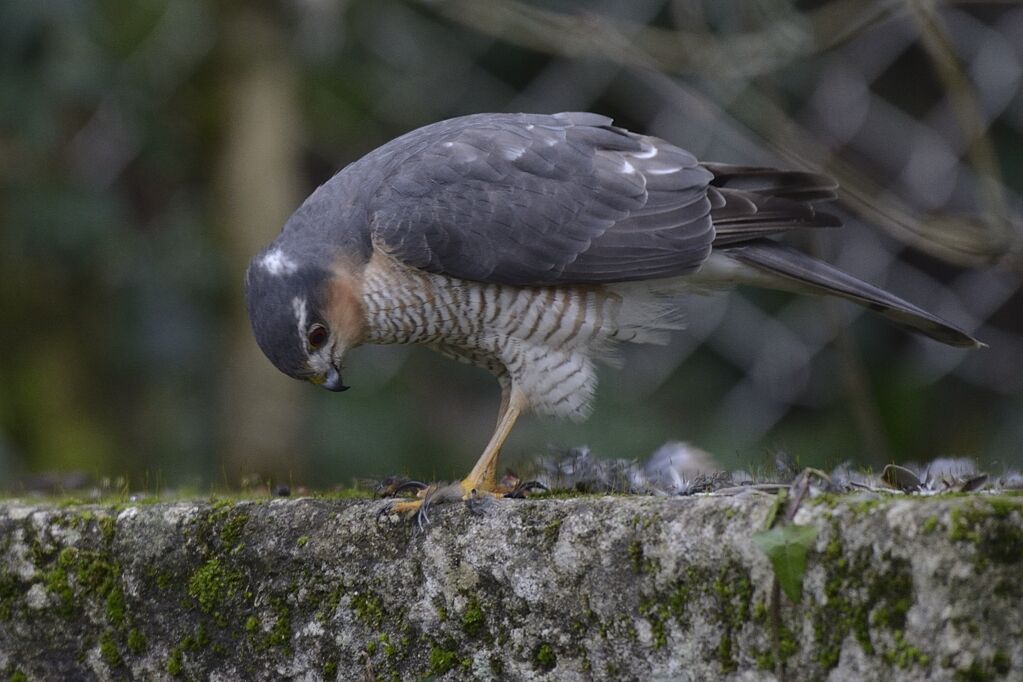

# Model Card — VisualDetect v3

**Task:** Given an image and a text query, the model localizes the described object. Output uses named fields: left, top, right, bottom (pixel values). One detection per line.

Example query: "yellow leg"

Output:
left=385, top=385, right=526, bottom=520
left=460, top=387, right=526, bottom=498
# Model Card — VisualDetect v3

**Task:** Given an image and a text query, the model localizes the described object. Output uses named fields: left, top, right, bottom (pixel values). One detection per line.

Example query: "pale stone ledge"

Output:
left=0, top=493, right=1019, bottom=680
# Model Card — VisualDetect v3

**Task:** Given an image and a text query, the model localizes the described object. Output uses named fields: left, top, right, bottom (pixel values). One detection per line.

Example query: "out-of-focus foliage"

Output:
left=1, top=0, right=1021, bottom=492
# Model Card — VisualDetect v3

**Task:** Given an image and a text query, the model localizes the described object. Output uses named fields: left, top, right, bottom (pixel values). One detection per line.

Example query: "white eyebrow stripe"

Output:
left=292, top=296, right=308, bottom=344
left=261, top=248, right=298, bottom=275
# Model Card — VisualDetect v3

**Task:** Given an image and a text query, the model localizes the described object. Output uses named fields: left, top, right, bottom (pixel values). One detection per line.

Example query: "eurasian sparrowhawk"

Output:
left=244, top=112, right=979, bottom=514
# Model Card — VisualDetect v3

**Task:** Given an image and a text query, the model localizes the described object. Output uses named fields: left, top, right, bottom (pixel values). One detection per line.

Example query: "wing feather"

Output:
left=368, top=112, right=714, bottom=285
left=360, top=113, right=841, bottom=285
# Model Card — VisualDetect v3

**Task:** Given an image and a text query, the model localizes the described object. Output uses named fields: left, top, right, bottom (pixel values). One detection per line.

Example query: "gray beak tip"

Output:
left=322, top=367, right=350, bottom=392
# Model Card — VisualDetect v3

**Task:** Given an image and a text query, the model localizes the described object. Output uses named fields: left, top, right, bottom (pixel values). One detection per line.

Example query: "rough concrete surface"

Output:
left=0, top=492, right=1020, bottom=681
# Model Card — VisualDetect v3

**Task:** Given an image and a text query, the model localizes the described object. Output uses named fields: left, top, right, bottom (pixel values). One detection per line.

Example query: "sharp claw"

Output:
left=375, top=476, right=429, bottom=498
left=413, top=498, right=432, bottom=535
left=392, top=480, right=429, bottom=496
left=505, top=480, right=547, bottom=499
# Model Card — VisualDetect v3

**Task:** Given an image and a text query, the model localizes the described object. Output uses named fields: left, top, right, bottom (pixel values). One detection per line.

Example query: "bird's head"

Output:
left=244, top=246, right=365, bottom=392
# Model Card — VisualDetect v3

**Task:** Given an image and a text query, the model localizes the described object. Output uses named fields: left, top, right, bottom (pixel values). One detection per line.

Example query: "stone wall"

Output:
left=0, top=493, right=1020, bottom=680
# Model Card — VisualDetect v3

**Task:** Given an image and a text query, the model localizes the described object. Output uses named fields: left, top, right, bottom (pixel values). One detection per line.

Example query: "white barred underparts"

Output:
left=360, top=255, right=682, bottom=419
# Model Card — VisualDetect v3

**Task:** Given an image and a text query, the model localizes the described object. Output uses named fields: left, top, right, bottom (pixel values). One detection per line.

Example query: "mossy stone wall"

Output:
left=0, top=493, right=1020, bottom=680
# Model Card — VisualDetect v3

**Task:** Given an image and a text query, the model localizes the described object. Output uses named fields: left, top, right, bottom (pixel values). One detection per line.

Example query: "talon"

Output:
left=375, top=476, right=429, bottom=498
left=505, top=480, right=547, bottom=499
left=414, top=502, right=430, bottom=534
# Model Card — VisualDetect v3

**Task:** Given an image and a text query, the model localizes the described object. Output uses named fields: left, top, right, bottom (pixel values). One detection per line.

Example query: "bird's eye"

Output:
left=307, top=324, right=329, bottom=349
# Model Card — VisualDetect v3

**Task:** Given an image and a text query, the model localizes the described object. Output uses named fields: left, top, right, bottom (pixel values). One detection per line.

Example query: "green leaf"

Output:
left=752, top=524, right=819, bottom=602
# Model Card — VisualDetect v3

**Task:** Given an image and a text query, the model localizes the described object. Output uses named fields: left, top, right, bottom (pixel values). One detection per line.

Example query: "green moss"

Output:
left=154, top=570, right=173, bottom=590
left=380, top=633, right=397, bottom=658
left=186, top=501, right=253, bottom=556
left=323, top=660, right=337, bottom=677
left=98, top=516, right=116, bottom=544
left=219, top=510, right=249, bottom=549
left=543, top=519, right=562, bottom=547
left=626, top=540, right=659, bottom=575
left=166, top=647, right=183, bottom=676
left=244, top=615, right=259, bottom=632
left=40, top=545, right=123, bottom=621
left=265, top=599, right=292, bottom=649
left=712, top=565, right=754, bottom=673
left=126, top=628, right=146, bottom=654
left=99, top=629, right=121, bottom=667
left=314, top=488, right=374, bottom=500
left=296, top=535, right=309, bottom=548
left=9, top=671, right=28, bottom=682
left=350, top=591, right=384, bottom=629
left=953, top=651, right=1012, bottom=681
left=534, top=643, right=557, bottom=671
left=628, top=540, right=644, bottom=573
left=430, top=646, right=458, bottom=675
left=752, top=601, right=768, bottom=623
left=105, top=584, right=126, bottom=625
left=814, top=531, right=918, bottom=672
left=667, top=580, right=692, bottom=621
left=850, top=497, right=885, bottom=516
left=779, top=622, right=798, bottom=659
left=0, top=569, right=20, bottom=621
left=921, top=516, right=940, bottom=534
left=316, top=586, right=345, bottom=625
left=949, top=499, right=1023, bottom=566
left=179, top=623, right=210, bottom=652
left=187, top=557, right=242, bottom=622
left=638, top=595, right=670, bottom=649
left=883, top=630, right=929, bottom=669
left=489, top=656, right=505, bottom=675
left=43, top=563, right=74, bottom=615
left=461, top=597, right=485, bottom=638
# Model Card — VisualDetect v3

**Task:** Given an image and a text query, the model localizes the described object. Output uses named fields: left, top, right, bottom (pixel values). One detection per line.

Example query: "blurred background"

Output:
left=1, top=0, right=1021, bottom=493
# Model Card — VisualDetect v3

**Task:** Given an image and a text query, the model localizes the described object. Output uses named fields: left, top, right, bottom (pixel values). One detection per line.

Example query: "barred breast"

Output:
left=359, top=253, right=682, bottom=419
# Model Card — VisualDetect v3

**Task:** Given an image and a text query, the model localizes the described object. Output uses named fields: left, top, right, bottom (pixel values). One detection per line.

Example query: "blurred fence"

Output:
left=1, top=0, right=1021, bottom=490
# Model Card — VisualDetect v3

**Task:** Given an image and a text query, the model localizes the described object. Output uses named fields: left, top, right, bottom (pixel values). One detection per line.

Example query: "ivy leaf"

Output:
left=752, top=524, right=818, bottom=602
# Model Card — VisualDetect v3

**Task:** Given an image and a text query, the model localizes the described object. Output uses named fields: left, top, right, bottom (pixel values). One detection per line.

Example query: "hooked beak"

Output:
left=314, top=365, right=349, bottom=392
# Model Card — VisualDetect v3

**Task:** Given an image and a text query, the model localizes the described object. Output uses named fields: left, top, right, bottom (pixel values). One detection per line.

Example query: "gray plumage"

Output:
left=246, top=111, right=980, bottom=390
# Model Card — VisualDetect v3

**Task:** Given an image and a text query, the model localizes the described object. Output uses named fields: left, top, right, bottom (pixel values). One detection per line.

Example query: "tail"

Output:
left=720, top=240, right=982, bottom=348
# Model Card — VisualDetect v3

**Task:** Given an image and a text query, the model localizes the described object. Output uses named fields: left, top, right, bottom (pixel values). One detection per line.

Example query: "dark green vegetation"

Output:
left=0, top=493, right=1020, bottom=680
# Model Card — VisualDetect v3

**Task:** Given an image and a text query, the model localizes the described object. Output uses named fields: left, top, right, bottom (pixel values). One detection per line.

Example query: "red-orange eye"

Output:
left=307, top=324, right=329, bottom=349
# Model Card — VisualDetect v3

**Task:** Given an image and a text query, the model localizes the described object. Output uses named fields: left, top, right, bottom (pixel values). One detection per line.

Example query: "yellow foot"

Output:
left=459, top=476, right=499, bottom=500
left=389, top=498, right=425, bottom=514
left=381, top=476, right=546, bottom=532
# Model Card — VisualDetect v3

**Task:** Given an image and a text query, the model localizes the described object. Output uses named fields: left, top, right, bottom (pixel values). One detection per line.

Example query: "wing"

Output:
left=366, top=112, right=716, bottom=285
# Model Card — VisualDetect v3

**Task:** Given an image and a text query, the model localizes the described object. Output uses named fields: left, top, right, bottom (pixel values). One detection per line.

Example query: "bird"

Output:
left=244, top=111, right=980, bottom=516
